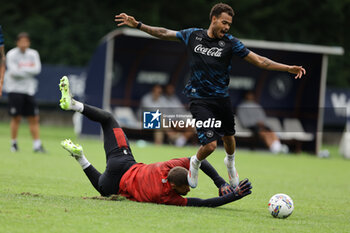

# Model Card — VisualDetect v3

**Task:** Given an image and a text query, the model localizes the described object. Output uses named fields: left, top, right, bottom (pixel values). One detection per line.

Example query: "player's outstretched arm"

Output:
left=244, top=51, right=306, bottom=79
left=115, top=13, right=178, bottom=41
left=186, top=178, right=252, bottom=207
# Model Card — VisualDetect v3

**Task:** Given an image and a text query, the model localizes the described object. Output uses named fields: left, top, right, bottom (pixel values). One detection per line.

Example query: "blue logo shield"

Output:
left=143, top=109, right=162, bottom=129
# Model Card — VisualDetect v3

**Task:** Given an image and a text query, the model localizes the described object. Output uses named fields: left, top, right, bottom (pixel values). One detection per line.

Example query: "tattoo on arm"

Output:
left=261, top=58, right=272, bottom=68
left=140, top=24, right=176, bottom=40
left=260, top=56, right=289, bottom=72
left=145, top=26, right=164, bottom=36
left=246, top=52, right=289, bottom=72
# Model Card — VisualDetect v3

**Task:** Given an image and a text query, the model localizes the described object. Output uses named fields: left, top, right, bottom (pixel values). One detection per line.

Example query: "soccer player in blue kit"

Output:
left=115, top=3, right=306, bottom=188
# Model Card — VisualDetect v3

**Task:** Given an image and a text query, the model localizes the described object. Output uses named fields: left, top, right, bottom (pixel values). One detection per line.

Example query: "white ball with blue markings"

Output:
left=268, top=193, right=294, bottom=218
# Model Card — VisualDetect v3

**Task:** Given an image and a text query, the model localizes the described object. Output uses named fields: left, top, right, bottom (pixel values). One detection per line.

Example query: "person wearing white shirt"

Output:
left=139, top=84, right=167, bottom=145
left=4, top=32, right=45, bottom=153
left=237, top=91, right=288, bottom=154
left=163, top=84, right=195, bottom=147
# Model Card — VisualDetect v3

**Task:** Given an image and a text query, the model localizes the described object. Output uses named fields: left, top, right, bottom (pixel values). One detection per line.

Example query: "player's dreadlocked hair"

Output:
left=209, top=3, right=235, bottom=21
left=167, top=166, right=188, bottom=186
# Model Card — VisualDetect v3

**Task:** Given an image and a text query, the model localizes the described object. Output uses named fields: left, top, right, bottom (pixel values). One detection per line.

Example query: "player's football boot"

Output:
left=59, top=76, right=73, bottom=110
left=281, top=144, right=289, bottom=154
left=11, top=142, right=19, bottom=152
left=34, top=145, right=47, bottom=153
left=187, top=155, right=201, bottom=188
left=224, top=156, right=239, bottom=188
left=61, top=139, right=83, bottom=159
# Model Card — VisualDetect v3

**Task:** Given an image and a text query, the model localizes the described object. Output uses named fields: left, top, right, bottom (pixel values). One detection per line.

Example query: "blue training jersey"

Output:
left=0, top=26, right=4, bottom=46
left=176, top=28, right=250, bottom=98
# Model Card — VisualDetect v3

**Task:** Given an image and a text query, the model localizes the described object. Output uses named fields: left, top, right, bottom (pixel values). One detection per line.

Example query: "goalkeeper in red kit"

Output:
left=59, top=76, right=252, bottom=207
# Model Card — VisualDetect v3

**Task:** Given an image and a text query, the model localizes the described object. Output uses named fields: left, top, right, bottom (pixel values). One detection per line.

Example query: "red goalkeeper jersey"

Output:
left=118, top=157, right=190, bottom=206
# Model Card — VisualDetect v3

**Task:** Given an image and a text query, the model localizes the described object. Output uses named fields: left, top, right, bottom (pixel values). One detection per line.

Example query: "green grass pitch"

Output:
left=0, top=122, right=349, bottom=233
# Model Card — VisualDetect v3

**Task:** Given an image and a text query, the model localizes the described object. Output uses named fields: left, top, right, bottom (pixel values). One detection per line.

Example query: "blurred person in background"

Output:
left=4, top=32, right=45, bottom=153
left=139, top=84, right=167, bottom=144
left=237, top=91, right=288, bottom=154
left=0, top=25, right=5, bottom=97
left=163, top=84, right=195, bottom=147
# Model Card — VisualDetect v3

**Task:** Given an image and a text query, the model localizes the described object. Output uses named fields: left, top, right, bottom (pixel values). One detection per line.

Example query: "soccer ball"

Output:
left=268, top=193, right=294, bottom=218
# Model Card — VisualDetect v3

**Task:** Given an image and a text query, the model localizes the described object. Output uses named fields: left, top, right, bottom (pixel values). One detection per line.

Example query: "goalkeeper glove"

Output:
left=232, top=178, right=252, bottom=200
left=219, top=183, right=234, bottom=196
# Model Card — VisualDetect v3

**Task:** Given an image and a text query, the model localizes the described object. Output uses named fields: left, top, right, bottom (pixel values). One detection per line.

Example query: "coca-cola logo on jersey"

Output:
left=194, top=44, right=223, bottom=57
